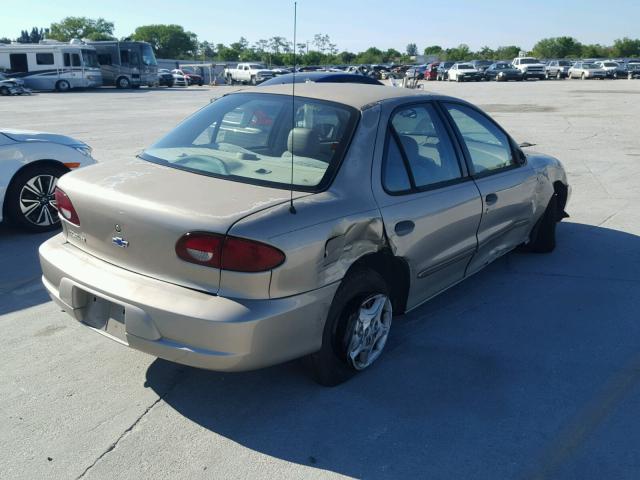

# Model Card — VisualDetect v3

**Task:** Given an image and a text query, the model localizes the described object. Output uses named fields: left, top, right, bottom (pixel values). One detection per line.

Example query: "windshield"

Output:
left=141, top=93, right=359, bottom=191
left=496, top=63, right=513, bottom=69
left=458, top=64, right=473, bottom=69
left=520, top=58, right=541, bottom=64
left=248, top=64, right=267, bottom=69
left=603, top=62, right=618, bottom=67
left=141, top=43, right=157, bottom=66
left=559, top=61, right=572, bottom=66
left=476, top=61, right=492, bottom=66
left=82, top=49, right=99, bottom=68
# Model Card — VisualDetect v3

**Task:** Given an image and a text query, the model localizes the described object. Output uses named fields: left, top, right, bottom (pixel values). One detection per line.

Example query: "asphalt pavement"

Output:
left=1, top=79, right=639, bottom=479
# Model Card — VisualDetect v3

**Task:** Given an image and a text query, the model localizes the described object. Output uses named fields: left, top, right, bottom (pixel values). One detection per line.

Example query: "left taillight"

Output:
left=54, top=187, right=80, bottom=226
left=176, top=232, right=285, bottom=273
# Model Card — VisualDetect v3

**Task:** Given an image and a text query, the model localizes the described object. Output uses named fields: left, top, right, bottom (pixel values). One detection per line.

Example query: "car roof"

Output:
left=260, top=72, right=383, bottom=86
left=231, top=83, right=451, bottom=110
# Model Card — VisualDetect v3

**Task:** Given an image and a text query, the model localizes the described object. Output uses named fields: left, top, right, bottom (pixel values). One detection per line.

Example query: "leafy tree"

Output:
left=383, top=48, right=401, bottom=62
left=337, top=51, right=356, bottom=64
left=612, top=37, right=640, bottom=57
left=356, top=47, right=384, bottom=64
left=477, top=46, right=496, bottom=60
left=132, top=24, right=198, bottom=58
left=313, top=34, right=330, bottom=53
left=49, top=17, right=114, bottom=41
left=580, top=43, right=611, bottom=58
left=17, top=30, right=31, bottom=43
left=406, top=43, right=418, bottom=56
left=0, top=37, right=11, bottom=44
left=494, top=45, right=521, bottom=60
left=532, top=37, right=582, bottom=59
left=423, top=45, right=443, bottom=56
left=444, top=44, right=471, bottom=61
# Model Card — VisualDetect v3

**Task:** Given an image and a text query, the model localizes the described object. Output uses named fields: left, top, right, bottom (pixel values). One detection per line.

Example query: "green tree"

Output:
left=356, top=47, right=384, bottom=64
left=477, top=46, right=496, bottom=59
left=444, top=44, right=472, bottom=61
left=581, top=43, right=611, bottom=58
left=406, top=43, right=418, bottom=56
left=494, top=45, right=521, bottom=60
left=532, top=37, right=582, bottom=59
left=132, top=24, right=198, bottom=58
left=49, top=17, right=114, bottom=41
left=383, top=48, right=401, bottom=62
left=611, top=37, right=640, bottom=57
left=337, top=51, right=356, bottom=64
left=423, top=45, right=443, bottom=56
left=0, top=37, right=11, bottom=44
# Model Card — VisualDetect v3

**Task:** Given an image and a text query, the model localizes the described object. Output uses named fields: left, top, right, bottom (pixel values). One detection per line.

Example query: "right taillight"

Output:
left=54, top=187, right=80, bottom=226
left=176, top=232, right=285, bottom=272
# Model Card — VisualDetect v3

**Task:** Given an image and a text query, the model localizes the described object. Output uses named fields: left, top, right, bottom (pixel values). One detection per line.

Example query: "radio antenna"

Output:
left=289, top=1, right=297, bottom=214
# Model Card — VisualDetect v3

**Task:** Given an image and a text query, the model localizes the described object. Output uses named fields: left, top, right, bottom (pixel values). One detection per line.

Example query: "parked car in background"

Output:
left=568, top=61, right=607, bottom=79
left=595, top=61, right=626, bottom=79
left=39, top=83, right=569, bottom=385
left=0, top=73, right=31, bottom=95
left=436, top=61, right=455, bottom=81
left=172, top=69, right=203, bottom=86
left=404, top=65, right=428, bottom=80
left=484, top=62, right=524, bottom=81
left=271, top=67, right=291, bottom=76
left=470, top=60, right=494, bottom=79
left=512, top=57, right=546, bottom=79
left=627, top=63, right=640, bottom=79
left=545, top=60, right=573, bottom=79
left=171, top=70, right=188, bottom=87
left=447, top=63, right=482, bottom=82
left=424, top=62, right=440, bottom=81
left=224, top=63, right=274, bottom=85
left=260, top=72, right=383, bottom=86
left=157, top=69, right=175, bottom=87
left=1, top=129, right=96, bottom=232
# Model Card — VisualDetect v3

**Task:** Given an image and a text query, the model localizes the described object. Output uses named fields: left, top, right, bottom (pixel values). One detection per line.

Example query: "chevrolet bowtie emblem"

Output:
left=112, top=236, right=129, bottom=248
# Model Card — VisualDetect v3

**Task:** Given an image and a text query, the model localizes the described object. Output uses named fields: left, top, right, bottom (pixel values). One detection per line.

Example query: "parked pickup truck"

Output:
left=224, top=63, right=274, bottom=85
left=512, top=57, right=547, bottom=80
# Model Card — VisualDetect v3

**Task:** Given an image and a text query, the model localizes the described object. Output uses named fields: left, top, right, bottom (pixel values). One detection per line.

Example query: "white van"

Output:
left=0, top=40, right=102, bottom=91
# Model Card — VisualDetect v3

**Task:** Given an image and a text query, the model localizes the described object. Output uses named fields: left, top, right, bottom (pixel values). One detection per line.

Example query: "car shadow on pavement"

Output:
left=145, top=222, right=640, bottom=479
left=0, top=223, right=55, bottom=315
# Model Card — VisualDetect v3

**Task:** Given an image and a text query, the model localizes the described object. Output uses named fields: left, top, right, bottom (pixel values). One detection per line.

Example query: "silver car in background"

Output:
left=40, top=84, right=569, bottom=385
left=1, top=130, right=96, bottom=232
left=568, top=61, right=607, bottom=79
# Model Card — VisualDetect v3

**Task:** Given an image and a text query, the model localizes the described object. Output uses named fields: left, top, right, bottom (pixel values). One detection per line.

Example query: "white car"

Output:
left=170, top=71, right=188, bottom=87
left=0, top=130, right=96, bottom=232
left=447, top=63, right=482, bottom=82
left=512, top=57, right=547, bottom=80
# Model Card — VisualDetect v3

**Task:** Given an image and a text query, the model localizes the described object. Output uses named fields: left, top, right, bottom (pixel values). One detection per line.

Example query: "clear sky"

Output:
left=2, top=0, right=638, bottom=52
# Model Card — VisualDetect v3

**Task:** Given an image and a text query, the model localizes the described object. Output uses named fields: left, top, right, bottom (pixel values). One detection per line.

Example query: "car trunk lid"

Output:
left=57, top=158, right=306, bottom=294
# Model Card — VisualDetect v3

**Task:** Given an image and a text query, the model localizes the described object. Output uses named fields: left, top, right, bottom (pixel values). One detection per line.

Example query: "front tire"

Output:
left=309, top=268, right=393, bottom=386
left=5, top=164, right=66, bottom=232
left=527, top=195, right=559, bottom=253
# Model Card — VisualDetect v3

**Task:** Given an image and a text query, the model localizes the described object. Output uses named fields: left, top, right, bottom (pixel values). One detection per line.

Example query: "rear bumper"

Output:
left=39, top=235, right=338, bottom=371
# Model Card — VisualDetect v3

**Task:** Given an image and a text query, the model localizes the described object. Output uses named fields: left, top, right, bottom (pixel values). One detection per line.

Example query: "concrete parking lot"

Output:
left=1, top=80, right=639, bottom=479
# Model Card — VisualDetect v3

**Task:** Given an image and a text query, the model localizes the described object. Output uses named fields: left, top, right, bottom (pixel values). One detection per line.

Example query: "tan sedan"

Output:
left=40, top=84, right=570, bottom=385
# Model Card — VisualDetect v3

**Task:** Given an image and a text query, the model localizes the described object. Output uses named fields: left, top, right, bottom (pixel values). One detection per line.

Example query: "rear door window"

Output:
left=384, top=104, right=462, bottom=192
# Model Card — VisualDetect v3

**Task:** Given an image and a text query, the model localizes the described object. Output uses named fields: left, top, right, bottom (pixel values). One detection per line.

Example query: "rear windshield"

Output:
left=520, top=58, right=540, bottom=64
left=141, top=93, right=359, bottom=191
left=458, top=64, right=473, bottom=69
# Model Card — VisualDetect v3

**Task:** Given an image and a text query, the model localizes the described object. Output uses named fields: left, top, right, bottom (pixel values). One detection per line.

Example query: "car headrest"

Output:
left=287, top=128, right=320, bottom=158
left=398, top=135, right=419, bottom=159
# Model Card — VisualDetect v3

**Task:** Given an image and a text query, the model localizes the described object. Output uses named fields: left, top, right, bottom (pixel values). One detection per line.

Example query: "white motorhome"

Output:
left=0, top=40, right=102, bottom=91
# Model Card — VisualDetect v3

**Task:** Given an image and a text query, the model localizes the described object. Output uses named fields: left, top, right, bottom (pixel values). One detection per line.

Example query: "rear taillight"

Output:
left=176, top=232, right=285, bottom=272
left=54, top=187, right=80, bottom=226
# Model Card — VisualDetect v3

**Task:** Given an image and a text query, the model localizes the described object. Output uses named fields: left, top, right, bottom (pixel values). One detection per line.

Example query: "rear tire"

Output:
left=0, top=86, right=10, bottom=96
left=526, top=195, right=558, bottom=253
left=55, top=80, right=71, bottom=92
left=309, top=268, right=393, bottom=386
left=5, top=164, right=67, bottom=232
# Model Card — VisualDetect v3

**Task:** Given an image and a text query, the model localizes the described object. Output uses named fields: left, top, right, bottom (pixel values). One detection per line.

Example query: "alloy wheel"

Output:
left=346, top=294, right=393, bottom=370
left=19, top=174, right=59, bottom=227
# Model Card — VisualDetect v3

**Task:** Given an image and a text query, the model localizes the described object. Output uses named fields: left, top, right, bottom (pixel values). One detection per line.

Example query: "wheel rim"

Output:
left=59, top=81, right=69, bottom=91
left=346, top=294, right=393, bottom=370
left=119, top=78, right=129, bottom=88
left=19, top=174, right=59, bottom=227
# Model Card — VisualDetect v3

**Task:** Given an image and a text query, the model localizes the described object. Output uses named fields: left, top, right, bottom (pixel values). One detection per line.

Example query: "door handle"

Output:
left=485, top=193, right=498, bottom=205
left=395, top=220, right=415, bottom=236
